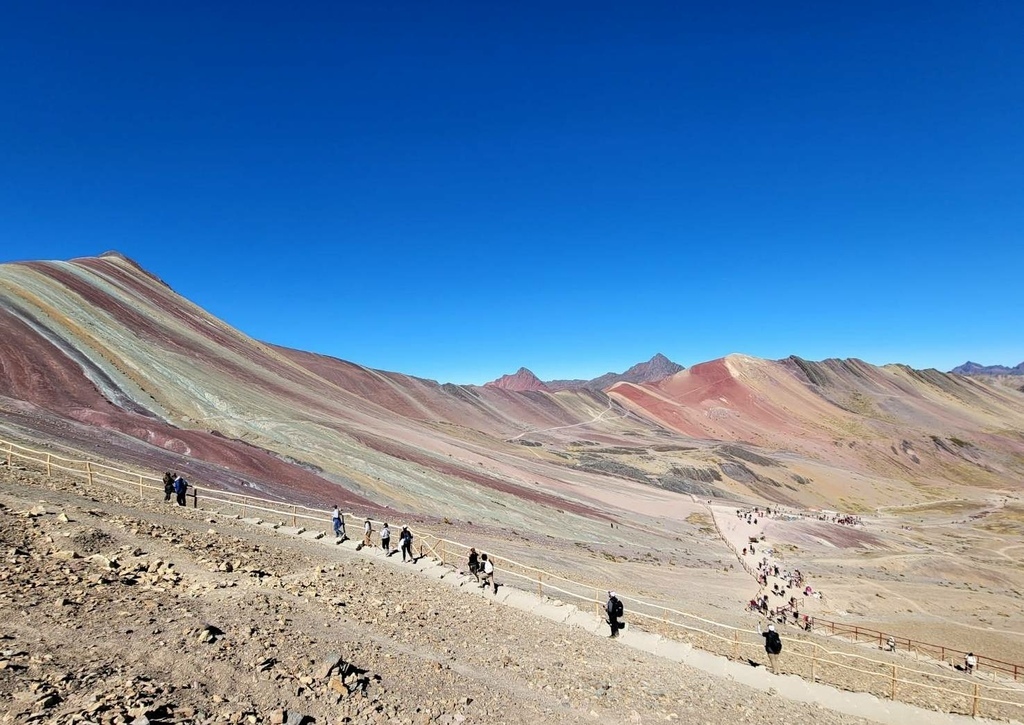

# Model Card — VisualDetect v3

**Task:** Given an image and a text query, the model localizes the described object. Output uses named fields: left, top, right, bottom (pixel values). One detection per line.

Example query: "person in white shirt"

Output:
left=481, top=554, right=496, bottom=594
left=331, top=506, right=344, bottom=539
left=380, top=523, right=391, bottom=553
left=965, top=652, right=977, bottom=675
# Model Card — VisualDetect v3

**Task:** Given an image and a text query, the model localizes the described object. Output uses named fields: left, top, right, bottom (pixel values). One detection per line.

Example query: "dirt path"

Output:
left=1, top=462, right=879, bottom=725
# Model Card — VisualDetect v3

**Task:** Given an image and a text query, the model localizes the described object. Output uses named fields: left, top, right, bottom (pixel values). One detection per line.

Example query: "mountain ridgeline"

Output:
left=1, top=252, right=1023, bottom=533
left=485, top=353, right=685, bottom=393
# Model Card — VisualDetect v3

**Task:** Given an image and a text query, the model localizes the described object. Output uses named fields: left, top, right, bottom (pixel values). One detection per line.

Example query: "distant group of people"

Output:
left=349, top=516, right=416, bottom=562
left=466, top=547, right=497, bottom=593
left=162, top=472, right=188, bottom=506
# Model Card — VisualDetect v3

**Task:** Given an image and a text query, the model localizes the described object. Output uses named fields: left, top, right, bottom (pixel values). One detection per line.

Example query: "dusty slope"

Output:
left=0, top=462, right=876, bottom=725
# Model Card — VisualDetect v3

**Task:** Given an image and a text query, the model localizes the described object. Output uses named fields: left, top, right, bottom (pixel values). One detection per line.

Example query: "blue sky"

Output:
left=2, top=2, right=1022, bottom=384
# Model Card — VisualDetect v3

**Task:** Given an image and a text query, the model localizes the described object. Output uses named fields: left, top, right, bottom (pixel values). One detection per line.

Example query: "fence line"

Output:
left=2, top=435, right=1023, bottom=719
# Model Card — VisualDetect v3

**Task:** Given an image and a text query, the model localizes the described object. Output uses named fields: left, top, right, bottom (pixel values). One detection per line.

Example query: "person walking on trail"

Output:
left=480, top=554, right=496, bottom=594
left=758, top=622, right=782, bottom=674
left=380, top=523, right=391, bottom=554
left=606, top=591, right=624, bottom=638
left=361, top=518, right=372, bottom=548
left=173, top=474, right=188, bottom=507
left=399, top=526, right=414, bottom=562
left=163, top=472, right=175, bottom=502
left=331, top=506, right=345, bottom=540
left=467, top=548, right=480, bottom=582
left=965, top=652, right=977, bottom=675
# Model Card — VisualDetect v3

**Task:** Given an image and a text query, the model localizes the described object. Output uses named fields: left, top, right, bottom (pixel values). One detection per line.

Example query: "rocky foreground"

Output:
left=0, top=462, right=874, bottom=725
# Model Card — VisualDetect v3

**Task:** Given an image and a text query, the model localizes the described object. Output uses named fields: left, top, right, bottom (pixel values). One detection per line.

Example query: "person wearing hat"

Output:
left=757, top=621, right=783, bottom=673
left=605, top=590, right=624, bottom=638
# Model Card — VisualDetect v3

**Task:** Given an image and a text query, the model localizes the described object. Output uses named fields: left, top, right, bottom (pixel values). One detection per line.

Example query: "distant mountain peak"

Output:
left=484, top=367, right=550, bottom=392
left=546, top=353, right=684, bottom=392
left=951, top=361, right=1024, bottom=376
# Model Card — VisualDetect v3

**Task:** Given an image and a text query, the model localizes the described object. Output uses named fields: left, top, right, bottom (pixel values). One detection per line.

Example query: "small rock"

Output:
left=36, top=692, right=61, bottom=709
left=316, top=653, right=343, bottom=679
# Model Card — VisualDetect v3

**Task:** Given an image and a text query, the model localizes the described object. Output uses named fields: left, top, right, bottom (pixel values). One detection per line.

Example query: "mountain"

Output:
left=546, top=353, right=684, bottom=391
left=951, top=361, right=1024, bottom=376
left=2, top=251, right=1024, bottom=530
left=484, top=367, right=550, bottom=392
left=587, top=353, right=685, bottom=390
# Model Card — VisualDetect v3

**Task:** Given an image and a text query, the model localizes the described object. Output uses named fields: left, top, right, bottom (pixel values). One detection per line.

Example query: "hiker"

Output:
left=480, top=553, right=496, bottom=594
left=163, top=472, right=174, bottom=502
left=173, top=474, right=188, bottom=506
left=380, top=523, right=391, bottom=553
left=606, top=591, right=624, bottom=638
left=965, top=652, right=976, bottom=675
left=467, top=548, right=480, bottom=581
left=885, top=636, right=896, bottom=653
left=331, top=506, right=345, bottom=539
left=399, top=526, right=413, bottom=562
left=361, top=519, right=373, bottom=548
left=757, top=622, right=782, bottom=674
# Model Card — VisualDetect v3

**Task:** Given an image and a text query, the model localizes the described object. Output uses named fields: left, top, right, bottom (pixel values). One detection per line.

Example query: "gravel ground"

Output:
left=0, top=461, right=879, bottom=725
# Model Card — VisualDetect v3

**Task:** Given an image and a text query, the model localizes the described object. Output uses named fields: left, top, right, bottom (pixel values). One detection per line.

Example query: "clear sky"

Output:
left=2, top=2, right=1022, bottom=384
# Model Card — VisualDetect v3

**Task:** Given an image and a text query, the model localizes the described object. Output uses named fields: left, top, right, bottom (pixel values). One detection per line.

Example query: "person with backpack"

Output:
left=480, top=553, right=496, bottom=594
left=163, top=472, right=175, bottom=502
left=399, top=526, right=414, bottom=562
left=758, top=622, right=783, bottom=673
left=173, top=474, right=188, bottom=506
left=606, top=591, right=624, bottom=637
left=467, top=548, right=480, bottom=582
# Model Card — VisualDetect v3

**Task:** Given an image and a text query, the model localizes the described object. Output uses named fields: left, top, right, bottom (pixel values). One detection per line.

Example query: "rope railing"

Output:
left=3, top=434, right=1023, bottom=720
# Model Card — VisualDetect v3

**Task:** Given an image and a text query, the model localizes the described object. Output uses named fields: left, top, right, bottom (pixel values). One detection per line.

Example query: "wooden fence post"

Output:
left=732, top=630, right=739, bottom=660
left=971, top=683, right=980, bottom=718
left=138, top=474, right=144, bottom=499
left=811, top=648, right=817, bottom=682
left=86, top=461, right=93, bottom=486
left=291, top=505, right=296, bottom=526
left=538, top=572, right=543, bottom=597
left=440, top=540, right=445, bottom=565
left=46, top=453, right=52, bottom=476
left=6, top=441, right=12, bottom=467
left=242, top=497, right=247, bottom=519
left=890, top=664, right=896, bottom=700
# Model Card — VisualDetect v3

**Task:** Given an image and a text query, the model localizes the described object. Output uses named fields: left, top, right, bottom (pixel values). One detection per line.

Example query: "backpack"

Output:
left=766, top=631, right=782, bottom=654
left=613, top=598, right=624, bottom=617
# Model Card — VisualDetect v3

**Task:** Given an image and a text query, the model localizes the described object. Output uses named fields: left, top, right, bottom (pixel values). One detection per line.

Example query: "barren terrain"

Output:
left=1, top=462, right=879, bottom=725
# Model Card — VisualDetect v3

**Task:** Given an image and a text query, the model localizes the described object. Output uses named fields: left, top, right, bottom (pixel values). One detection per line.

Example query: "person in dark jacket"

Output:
left=606, top=591, right=624, bottom=637
left=173, top=474, right=188, bottom=506
left=467, top=548, right=480, bottom=581
left=163, top=472, right=175, bottom=502
left=758, top=622, right=782, bottom=673
left=399, top=526, right=414, bottom=562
